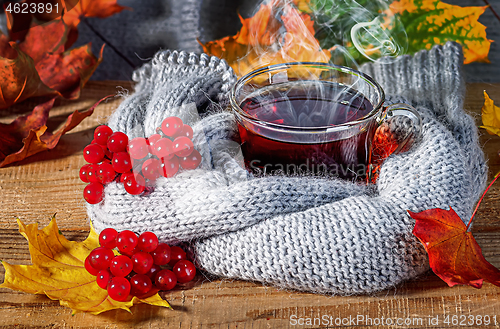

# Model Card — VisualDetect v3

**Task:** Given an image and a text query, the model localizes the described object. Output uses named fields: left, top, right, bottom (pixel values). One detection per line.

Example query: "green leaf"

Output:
left=298, top=0, right=491, bottom=64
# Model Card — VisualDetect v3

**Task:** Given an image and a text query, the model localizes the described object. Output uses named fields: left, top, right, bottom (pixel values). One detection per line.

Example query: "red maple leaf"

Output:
left=409, top=173, right=500, bottom=288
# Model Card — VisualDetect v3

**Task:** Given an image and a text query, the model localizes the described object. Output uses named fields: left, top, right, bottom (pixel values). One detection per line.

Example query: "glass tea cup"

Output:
left=229, top=62, right=422, bottom=180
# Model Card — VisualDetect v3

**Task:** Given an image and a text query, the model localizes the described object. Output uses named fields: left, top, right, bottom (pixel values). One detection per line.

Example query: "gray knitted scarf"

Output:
left=88, top=42, right=487, bottom=295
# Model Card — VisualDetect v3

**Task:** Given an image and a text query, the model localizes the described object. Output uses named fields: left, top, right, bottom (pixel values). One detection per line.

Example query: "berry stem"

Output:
left=467, top=171, right=500, bottom=231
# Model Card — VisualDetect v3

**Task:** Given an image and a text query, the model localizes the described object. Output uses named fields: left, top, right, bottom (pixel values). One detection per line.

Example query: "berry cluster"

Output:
left=80, top=117, right=202, bottom=204
left=85, top=228, right=196, bottom=302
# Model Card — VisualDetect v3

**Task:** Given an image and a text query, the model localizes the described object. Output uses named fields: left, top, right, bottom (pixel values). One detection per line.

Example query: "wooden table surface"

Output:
left=0, top=81, right=499, bottom=329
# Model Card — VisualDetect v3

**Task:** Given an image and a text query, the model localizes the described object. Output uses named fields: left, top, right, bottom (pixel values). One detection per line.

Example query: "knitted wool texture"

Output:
left=88, top=42, right=487, bottom=294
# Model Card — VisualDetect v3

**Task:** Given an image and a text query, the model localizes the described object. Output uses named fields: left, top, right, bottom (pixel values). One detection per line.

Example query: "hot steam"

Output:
left=201, top=0, right=330, bottom=77
left=301, top=0, right=408, bottom=64
left=201, top=0, right=409, bottom=76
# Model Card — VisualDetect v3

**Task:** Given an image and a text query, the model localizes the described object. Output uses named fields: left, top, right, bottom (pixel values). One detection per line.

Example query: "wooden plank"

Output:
left=0, top=81, right=499, bottom=328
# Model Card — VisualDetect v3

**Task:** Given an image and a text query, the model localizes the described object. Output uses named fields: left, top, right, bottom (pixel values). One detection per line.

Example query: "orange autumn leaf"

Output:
left=481, top=91, right=500, bottom=136
left=0, top=3, right=120, bottom=167
left=389, top=0, right=491, bottom=64
left=36, top=43, right=104, bottom=99
left=0, top=18, right=103, bottom=109
left=0, top=39, right=55, bottom=109
left=201, top=0, right=330, bottom=77
left=0, top=98, right=55, bottom=165
left=0, top=216, right=171, bottom=315
left=62, top=0, right=129, bottom=28
left=18, top=18, right=69, bottom=63
left=22, top=18, right=103, bottom=100
left=0, top=18, right=104, bottom=166
left=409, top=203, right=500, bottom=288
left=0, top=96, right=109, bottom=168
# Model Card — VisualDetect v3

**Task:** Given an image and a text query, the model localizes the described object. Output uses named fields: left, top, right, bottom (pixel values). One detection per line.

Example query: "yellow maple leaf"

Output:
left=0, top=217, right=171, bottom=315
left=481, top=91, right=500, bottom=136
left=200, top=0, right=330, bottom=77
left=389, top=0, right=491, bottom=64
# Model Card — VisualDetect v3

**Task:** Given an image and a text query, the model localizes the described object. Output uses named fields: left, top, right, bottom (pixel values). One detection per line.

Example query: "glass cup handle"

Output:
left=368, top=103, right=422, bottom=183
left=377, top=103, right=422, bottom=154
